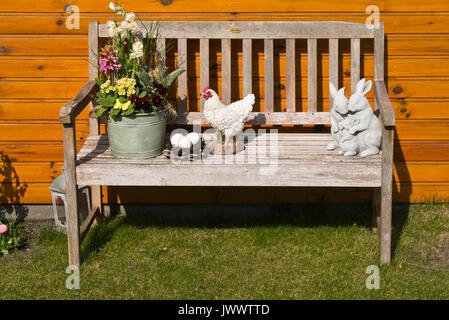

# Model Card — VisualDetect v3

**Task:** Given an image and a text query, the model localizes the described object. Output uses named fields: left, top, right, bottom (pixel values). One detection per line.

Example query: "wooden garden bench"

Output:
left=59, top=21, right=395, bottom=267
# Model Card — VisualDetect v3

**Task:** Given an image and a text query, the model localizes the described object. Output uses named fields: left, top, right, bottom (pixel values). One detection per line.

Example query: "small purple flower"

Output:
left=0, top=224, right=7, bottom=234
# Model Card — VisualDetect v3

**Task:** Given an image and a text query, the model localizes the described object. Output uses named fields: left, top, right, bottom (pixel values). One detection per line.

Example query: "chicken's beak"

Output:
left=201, top=92, right=205, bottom=98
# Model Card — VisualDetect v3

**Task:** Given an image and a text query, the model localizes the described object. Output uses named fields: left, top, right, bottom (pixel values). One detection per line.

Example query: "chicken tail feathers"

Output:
left=243, top=94, right=256, bottom=112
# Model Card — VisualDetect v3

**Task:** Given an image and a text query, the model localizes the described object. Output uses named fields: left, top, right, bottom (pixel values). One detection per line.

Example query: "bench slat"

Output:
left=243, top=39, right=252, bottom=97
left=169, top=111, right=330, bottom=125
left=351, top=38, right=361, bottom=94
left=264, top=39, right=274, bottom=113
left=200, top=38, right=209, bottom=112
left=328, top=38, right=338, bottom=109
left=286, top=39, right=296, bottom=112
left=99, top=21, right=375, bottom=39
left=307, top=38, right=317, bottom=112
left=177, top=38, right=188, bottom=113
left=222, top=38, right=232, bottom=105
left=157, top=38, right=166, bottom=75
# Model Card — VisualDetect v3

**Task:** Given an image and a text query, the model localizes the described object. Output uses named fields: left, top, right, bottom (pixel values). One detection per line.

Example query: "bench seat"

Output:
left=76, top=134, right=381, bottom=187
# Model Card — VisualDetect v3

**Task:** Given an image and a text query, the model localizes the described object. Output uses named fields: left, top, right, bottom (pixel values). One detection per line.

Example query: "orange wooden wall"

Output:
left=1, top=0, right=449, bottom=204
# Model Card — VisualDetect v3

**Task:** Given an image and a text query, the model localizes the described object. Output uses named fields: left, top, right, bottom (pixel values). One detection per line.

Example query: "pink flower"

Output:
left=100, top=55, right=121, bottom=75
left=0, top=224, right=7, bottom=234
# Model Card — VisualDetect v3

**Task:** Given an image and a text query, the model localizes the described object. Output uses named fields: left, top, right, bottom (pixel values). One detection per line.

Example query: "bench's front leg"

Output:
left=63, top=123, right=81, bottom=267
left=380, top=126, right=394, bottom=265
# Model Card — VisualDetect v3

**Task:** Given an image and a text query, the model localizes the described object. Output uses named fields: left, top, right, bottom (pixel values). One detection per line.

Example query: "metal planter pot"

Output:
left=107, top=109, right=167, bottom=159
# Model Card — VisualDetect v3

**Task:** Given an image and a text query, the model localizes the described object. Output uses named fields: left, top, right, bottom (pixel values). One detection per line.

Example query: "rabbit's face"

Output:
left=329, top=83, right=348, bottom=115
left=334, top=95, right=348, bottom=115
left=348, top=92, right=366, bottom=112
left=348, top=78, right=372, bottom=112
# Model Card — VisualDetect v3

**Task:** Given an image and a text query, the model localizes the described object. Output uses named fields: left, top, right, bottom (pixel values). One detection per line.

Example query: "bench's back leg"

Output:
left=63, top=123, right=81, bottom=267
left=372, top=187, right=381, bottom=233
left=380, top=126, right=394, bottom=265
left=88, top=21, right=102, bottom=225
left=91, top=186, right=102, bottom=224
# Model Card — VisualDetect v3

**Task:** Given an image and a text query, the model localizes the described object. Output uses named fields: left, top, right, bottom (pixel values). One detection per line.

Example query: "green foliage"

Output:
left=0, top=218, right=23, bottom=256
left=164, top=69, right=185, bottom=88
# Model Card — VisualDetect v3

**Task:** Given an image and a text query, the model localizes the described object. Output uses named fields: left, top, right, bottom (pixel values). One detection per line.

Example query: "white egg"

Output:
left=178, top=136, right=192, bottom=149
left=170, top=133, right=183, bottom=146
left=186, top=132, right=200, bottom=145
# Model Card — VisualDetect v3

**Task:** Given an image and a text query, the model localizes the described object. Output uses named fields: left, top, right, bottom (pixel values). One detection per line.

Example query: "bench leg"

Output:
left=372, top=187, right=380, bottom=233
left=379, top=127, right=394, bottom=265
left=91, top=185, right=102, bottom=225
left=63, top=124, right=81, bottom=267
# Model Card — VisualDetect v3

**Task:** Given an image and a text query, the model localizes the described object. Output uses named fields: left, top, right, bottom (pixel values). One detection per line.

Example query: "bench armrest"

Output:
left=374, top=80, right=395, bottom=127
left=59, top=80, right=99, bottom=124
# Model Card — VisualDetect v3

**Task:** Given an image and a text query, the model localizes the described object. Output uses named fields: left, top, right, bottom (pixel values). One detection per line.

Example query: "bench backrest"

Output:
left=89, top=21, right=384, bottom=128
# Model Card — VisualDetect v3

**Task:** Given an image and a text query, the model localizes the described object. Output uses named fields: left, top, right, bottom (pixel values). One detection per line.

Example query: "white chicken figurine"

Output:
left=201, top=86, right=255, bottom=152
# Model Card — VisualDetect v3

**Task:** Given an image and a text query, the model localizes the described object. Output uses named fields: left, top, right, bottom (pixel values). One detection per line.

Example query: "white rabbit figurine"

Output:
left=327, top=83, right=349, bottom=151
left=347, top=78, right=382, bottom=157
left=338, top=116, right=360, bottom=156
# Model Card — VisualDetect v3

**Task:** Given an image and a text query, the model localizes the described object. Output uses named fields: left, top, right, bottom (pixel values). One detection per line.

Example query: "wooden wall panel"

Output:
left=1, top=1, right=448, bottom=204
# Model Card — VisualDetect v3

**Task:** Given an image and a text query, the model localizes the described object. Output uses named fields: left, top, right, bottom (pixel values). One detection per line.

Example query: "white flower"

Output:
left=130, top=40, right=144, bottom=59
left=106, top=20, right=118, bottom=37
left=125, top=12, right=135, bottom=22
left=109, top=2, right=124, bottom=14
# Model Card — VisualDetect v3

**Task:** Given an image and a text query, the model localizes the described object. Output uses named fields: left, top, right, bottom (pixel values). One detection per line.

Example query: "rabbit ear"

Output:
left=355, top=78, right=366, bottom=93
left=362, top=80, right=372, bottom=95
left=329, top=83, right=338, bottom=99
left=337, top=87, right=346, bottom=96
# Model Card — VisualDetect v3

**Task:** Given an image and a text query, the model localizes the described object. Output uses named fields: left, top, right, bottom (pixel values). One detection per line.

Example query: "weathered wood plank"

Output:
left=350, top=38, right=360, bottom=94
left=307, top=38, right=317, bottom=112
left=374, top=80, right=396, bottom=127
left=77, top=162, right=381, bottom=187
left=157, top=38, right=166, bottom=75
left=380, top=126, right=394, bottom=265
left=80, top=206, right=99, bottom=242
left=170, top=111, right=330, bottom=125
left=374, top=22, right=384, bottom=81
left=88, top=21, right=99, bottom=136
left=286, top=39, right=295, bottom=112
left=328, top=38, right=338, bottom=109
left=242, top=39, right=252, bottom=97
left=99, top=21, right=375, bottom=39
left=221, top=38, right=231, bottom=104
left=177, top=38, right=188, bottom=113
left=59, top=80, right=98, bottom=124
left=200, top=38, right=209, bottom=112
left=264, top=39, right=274, bottom=113
left=63, top=123, right=80, bottom=267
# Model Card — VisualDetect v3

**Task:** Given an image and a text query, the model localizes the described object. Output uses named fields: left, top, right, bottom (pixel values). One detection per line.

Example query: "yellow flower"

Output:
left=121, top=101, right=131, bottom=111
left=113, top=99, right=132, bottom=110
left=8, top=239, right=12, bottom=244
left=100, top=80, right=110, bottom=90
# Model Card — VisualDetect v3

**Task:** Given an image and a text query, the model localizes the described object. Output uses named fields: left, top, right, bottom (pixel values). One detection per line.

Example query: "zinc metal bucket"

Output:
left=107, top=109, right=167, bottom=159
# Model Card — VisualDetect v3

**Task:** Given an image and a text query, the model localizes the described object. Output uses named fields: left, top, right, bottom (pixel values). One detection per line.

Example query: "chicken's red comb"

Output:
left=203, top=86, right=210, bottom=93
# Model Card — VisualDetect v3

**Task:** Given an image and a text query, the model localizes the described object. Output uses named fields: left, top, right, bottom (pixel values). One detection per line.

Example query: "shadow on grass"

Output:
left=80, top=203, right=411, bottom=263
left=121, top=203, right=374, bottom=229
left=81, top=215, right=121, bottom=262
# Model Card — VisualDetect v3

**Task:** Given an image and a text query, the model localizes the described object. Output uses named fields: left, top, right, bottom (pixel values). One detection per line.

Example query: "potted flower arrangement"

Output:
left=95, top=2, right=184, bottom=158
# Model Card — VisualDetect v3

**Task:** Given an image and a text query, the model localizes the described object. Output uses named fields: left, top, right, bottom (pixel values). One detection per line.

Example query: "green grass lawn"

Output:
left=1, top=203, right=448, bottom=299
